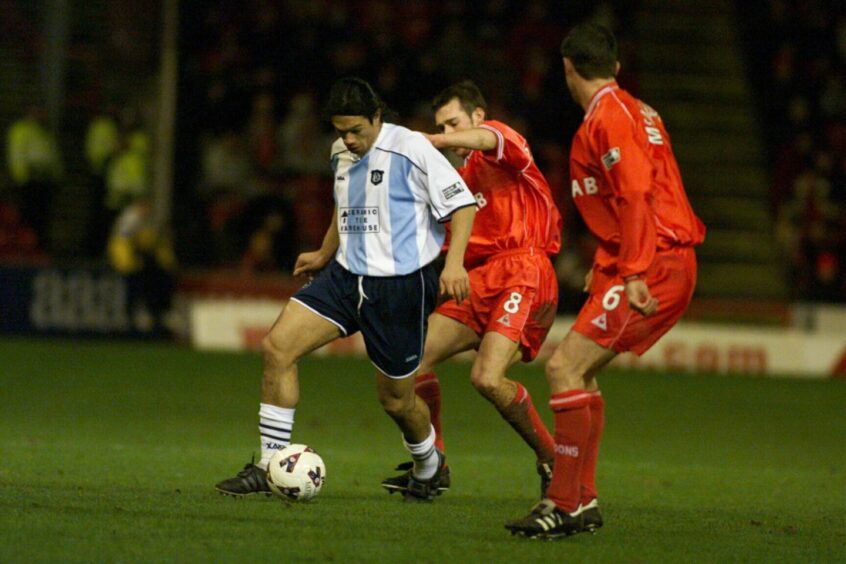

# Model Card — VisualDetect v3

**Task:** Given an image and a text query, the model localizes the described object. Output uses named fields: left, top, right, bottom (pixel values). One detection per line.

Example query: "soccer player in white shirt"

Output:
left=216, top=77, right=477, bottom=502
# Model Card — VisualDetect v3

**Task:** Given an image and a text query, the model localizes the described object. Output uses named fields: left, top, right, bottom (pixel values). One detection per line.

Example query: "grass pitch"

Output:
left=0, top=338, right=844, bottom=562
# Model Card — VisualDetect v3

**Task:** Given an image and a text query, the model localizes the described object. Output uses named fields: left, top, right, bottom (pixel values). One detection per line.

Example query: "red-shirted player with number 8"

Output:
left=505, top=23, right=706, bottom=538
left=381, top=80, right=563, bottom=498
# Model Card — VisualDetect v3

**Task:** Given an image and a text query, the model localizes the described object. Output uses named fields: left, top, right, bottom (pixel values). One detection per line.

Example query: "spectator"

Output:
left=84, top=107, right=121, bottom=257
left=246, top=91, right=278, bottom=173
left=199, top=129, right=254, bottom=264
left=0, top=202, right=40, bottom=259
left=6, top=104, right=62, bottom=250
left=742, top=0, right=846, bottom=300
left=107, top=195, right=176, bottom=334
left=240, top=205, right=296, bottom=273
left=276, top=92, right=329, bottom=176
left=105, top=131, right=149, bottom=216
left=85, top=108, right=120, bottom=176
left=777, top=167, right=841, bottom=298
left=177, top=0, right=629, bottom=278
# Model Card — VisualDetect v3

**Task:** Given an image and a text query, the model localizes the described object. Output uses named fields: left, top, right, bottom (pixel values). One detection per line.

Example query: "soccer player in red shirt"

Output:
left=505, top=24, right=706, bottom=538
left=381, top=80, right=563, bottom=497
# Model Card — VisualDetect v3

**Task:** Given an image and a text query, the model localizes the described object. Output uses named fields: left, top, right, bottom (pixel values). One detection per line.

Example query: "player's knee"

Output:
left=545, top=354, right=585, bottom=391
left=417, top=358, right=434, bottom=376
left=469, top=366, right=504, bottom=401
left=261, top=335, right=293, bottom=372
left=379, top=392, right=413, bottom=419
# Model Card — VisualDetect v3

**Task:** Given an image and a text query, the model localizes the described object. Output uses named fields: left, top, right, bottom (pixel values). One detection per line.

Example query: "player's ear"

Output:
left=614, top=61, right=621, bottom=77
left=472, top=107, right=485, bottom=126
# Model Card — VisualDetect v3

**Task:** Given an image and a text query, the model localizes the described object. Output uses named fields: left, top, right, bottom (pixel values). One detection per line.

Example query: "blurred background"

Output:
left=2, top=0, right=846, bottom=377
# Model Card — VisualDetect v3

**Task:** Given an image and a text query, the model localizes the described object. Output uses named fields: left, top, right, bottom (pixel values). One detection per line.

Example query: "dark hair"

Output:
left=560, top=23, right=618, bottom=80
left=323, top=77, right=393, bottom=122
left=431, top=79, right=488, bottom=117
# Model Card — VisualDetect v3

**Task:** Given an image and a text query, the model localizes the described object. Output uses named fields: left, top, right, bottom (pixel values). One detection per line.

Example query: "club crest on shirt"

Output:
left=370, top=170, right=384, bottom=185
left=602, top=147, right=621, bottom=170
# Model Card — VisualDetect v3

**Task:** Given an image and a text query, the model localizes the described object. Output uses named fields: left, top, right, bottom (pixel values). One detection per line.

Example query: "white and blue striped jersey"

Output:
left=330, top=123, right=475, bottom=276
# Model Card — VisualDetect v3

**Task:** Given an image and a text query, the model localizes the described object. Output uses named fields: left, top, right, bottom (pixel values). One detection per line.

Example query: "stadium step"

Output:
left=696, top=262, right=788, bottom=300
left=659, top=103, right=758, bottom=134
left=633, top=0, right=785, bottom=299
left=636, top=43, right=744, bottom=77
left=694, top=229, right=780, bottom=264
left=690, top=195, right=773, bottom=231
left=683, top=164, right=769, bottom=198
left=672, top=132, right=765, bottom=167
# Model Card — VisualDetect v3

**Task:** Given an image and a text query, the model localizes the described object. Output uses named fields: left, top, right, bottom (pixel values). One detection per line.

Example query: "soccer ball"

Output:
left=266, top=444, right=326, bottom=501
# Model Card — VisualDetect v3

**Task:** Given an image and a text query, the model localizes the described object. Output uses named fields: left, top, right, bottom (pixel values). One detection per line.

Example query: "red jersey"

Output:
left=452, top=120, right=562, bottom=268
left=569, top=83, right=705, bottom=278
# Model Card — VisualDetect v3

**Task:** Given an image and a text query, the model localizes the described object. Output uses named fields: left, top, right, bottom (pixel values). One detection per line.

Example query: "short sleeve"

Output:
left=478, top=121, right=532, bottom=172
left=406, top=134, right=476, bottom=222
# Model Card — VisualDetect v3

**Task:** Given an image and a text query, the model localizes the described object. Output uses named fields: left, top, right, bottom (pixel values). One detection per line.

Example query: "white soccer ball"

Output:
left=266, top=444, right=326, bottom=501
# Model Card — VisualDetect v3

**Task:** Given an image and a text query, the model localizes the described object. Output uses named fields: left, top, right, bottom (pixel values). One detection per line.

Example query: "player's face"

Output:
left=332, top=114, right=381, bottom=156
left=434, top=98, right=479, bottom=158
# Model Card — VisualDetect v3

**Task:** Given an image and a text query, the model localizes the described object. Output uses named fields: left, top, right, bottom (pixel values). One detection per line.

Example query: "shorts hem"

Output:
left=289, top=297, right=349, bottom=336
left=571, top=325, right=620, bottom=353
left=371, top=359, right=421, bottom=379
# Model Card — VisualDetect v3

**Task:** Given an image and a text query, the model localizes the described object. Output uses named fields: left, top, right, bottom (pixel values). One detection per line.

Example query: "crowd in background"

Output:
left=7, top=0, right=846, bottom=304
left=742, top=0, right=846, bottom=301
left=174, top=0, right=628, bottom=292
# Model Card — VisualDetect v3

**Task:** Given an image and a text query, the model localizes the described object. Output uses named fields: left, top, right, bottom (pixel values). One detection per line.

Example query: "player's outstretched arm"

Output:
left=293, top=208, right=339, bottom=277
left=440, top=205, right=476, bottom=303
left=424, top=129, right=497, bottom=152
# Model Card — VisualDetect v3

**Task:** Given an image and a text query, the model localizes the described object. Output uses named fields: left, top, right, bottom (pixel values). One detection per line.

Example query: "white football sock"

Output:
left=258, top=403, right=295, bottom=470
left=404, top=425, right=439, bottom=480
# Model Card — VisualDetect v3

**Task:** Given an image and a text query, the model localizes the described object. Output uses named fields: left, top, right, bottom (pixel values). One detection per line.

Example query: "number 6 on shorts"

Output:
left=601, top=285, right=625, bottom=311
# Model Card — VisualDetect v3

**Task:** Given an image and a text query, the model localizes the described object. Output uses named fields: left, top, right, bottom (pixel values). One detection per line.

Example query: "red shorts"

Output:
left=573, top=247, right=697, bottom=355
left=435, top=249, right=558, bottom=361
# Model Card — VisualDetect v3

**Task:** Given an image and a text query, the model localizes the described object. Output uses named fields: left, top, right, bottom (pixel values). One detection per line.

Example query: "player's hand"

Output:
left=583, top=269, right=593, bottom=292
left=625, top=278, right=658, bottom=316
left=293, top=250, right=330, bottom=278
left=423, top=132, right=446, bottom=149
left=439, top=263, right=470, bottom=304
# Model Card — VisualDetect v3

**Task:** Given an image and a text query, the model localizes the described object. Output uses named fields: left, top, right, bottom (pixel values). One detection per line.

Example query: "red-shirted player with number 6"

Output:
left=381, top=80, right=563, bottom=498
left=505, top=23, right=705, bottom=538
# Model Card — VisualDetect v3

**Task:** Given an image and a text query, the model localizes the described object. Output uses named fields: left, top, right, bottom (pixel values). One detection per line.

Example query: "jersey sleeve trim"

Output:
left=478, top=123, right=504, bottom=161
left=436, top=202, right=476, bottom=223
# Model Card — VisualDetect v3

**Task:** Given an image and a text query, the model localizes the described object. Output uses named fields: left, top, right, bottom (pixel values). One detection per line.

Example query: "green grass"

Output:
left=0, top=338, right=844, bottom=562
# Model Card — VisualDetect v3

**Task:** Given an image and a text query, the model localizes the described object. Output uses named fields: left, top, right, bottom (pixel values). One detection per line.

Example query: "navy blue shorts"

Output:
left=291, top=260, right=439, bottom=378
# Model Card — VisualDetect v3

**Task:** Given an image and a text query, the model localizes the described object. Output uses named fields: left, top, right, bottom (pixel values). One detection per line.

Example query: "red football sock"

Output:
left=547, top=390, right=592, bottom=513
left=511, top=383, right=556, bottom=462
left=415, top=372, right=444, bottom=452
left=580, top=391, right=605, bottom=505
